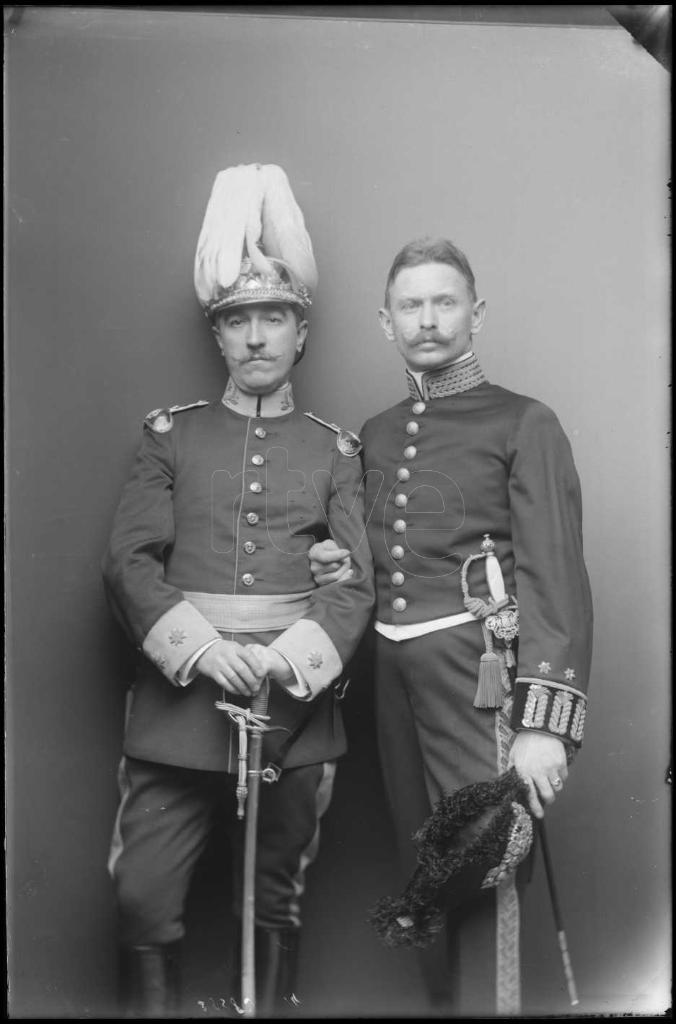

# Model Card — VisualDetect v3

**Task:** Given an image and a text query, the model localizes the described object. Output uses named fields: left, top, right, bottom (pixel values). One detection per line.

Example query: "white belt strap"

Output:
left=374, top=610, right=478, bottom=642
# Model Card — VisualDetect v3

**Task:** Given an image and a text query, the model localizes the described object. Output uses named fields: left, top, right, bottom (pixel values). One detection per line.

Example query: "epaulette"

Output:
left=303, top=411, right=362, bottom=456
left=145, top=400, right=209, bottom=433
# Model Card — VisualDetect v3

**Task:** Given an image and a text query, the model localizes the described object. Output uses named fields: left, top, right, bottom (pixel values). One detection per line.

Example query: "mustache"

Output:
left=413, top=331, right=445, bottom=344
left=241, top=354, right=278, bottom=364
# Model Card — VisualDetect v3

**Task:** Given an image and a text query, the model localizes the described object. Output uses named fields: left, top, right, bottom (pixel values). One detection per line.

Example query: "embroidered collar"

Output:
left=221, top=378, right=295, bottom=418
left=406, top=352, right=487, bottom=400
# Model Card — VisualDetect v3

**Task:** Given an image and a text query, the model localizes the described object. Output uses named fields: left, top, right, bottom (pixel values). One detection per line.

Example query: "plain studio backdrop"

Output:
left=5, top=6, right=670, bottom=1018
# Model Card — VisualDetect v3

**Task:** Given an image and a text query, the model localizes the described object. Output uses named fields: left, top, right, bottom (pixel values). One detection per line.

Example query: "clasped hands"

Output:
left=195, top=541, right=351, bottom=697
left=195, top=640, right=292, bottom=697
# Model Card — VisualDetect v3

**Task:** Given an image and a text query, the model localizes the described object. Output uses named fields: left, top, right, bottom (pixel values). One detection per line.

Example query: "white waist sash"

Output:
left=183, top=589, right=314, bottom=633
left=374, top=610, right=478, bottom=642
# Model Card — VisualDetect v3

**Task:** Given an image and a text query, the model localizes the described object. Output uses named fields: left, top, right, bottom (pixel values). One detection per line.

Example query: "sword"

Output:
left=216, top=679, right=271, bottom=1018
left=537, top=818, right=579, bottom=1007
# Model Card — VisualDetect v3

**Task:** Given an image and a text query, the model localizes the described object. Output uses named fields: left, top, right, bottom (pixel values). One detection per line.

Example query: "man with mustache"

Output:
left=311, top=237, right=593, bottom=1015
left=102, top=164, right=374, bottom=1018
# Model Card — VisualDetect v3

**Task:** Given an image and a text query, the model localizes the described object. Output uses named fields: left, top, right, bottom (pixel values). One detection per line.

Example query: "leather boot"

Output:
left=255, top=927, right=301, bottom=1018
left=119, top=942, right=182, bottom=1018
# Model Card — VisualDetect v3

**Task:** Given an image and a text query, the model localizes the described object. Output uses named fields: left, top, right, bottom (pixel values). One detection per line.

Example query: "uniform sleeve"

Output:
left=506, top=402, right=593, bottom=747
left=270, top=445, right=375, bottom=698
left=101, top=426, right=220, bottom=681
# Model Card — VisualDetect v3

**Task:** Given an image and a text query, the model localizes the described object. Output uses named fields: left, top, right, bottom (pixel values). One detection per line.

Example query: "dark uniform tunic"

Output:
left=359, top=353, right=593, bottom=1014
left=103, top=382, right=374, bottom=943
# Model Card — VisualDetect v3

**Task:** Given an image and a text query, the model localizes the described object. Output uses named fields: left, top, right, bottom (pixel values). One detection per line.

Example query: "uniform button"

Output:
left=403, top=446, right=417, bottom=460
left=392, top=597, right=407, bottom=613
left=391, top=545, right=405, bottom=560
left=246, top=512, right=259, bottom=525
left=241, top=573, right=255, bottom=587
left=243, top=541, right=256, bottom=554
left=391, top=572, right=405, bottom=586
left=395, top=493, right=408, bottom=508
left=406, top=421, right=419, bottom=435
left=254, top=427, right=267, bottom=439
left=397, top=467, right=411, bottom=482
left=251, top=454, right=265, bottom=466
left=412, top=401, right=426, bottom=415
left=249, top=481, right=262, bottom=494
left=393, top=519, right=407, bottom=534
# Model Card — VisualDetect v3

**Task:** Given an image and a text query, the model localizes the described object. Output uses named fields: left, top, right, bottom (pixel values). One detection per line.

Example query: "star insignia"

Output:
left=151, top=651, right=167, bottom=669
left=538, top=661, right=551, bottom=675
left=307, top=651, right=323, bottom=670
left=564, top=667, right=576, bottom=681
left=169, top=629, right=187, bottom=647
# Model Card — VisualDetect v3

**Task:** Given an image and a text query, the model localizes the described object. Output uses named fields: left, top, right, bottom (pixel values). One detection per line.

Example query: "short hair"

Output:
left=384, top=237, right=477, bottom=306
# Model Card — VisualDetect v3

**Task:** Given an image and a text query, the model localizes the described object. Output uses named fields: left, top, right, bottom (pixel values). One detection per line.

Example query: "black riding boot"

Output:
left=119, top=942, right=182, bottom=1018
left=255, top=927, right=301, bottom=1018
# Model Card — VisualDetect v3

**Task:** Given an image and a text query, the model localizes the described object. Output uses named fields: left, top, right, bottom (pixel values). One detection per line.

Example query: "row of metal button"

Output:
left=238, top=422, right=277, bottom=586
left=390, top=402, right=426, bottom=612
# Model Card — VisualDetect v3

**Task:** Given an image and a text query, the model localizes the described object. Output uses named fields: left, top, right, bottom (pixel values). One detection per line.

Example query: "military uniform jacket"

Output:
left=360, top=357, right=593, bottom=748
left=103, top=384, right=375, bottom=772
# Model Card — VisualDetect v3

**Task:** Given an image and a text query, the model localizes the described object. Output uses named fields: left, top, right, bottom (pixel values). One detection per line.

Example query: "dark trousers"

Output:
left=374, top=622, right=523, bottom=1015
left=108, top=756, right=335, bottom=947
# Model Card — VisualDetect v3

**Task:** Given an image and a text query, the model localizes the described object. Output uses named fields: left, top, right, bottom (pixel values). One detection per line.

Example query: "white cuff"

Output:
left=175, top=638, right=221, bottom=687
left=275, top=653, right=312, bottom=701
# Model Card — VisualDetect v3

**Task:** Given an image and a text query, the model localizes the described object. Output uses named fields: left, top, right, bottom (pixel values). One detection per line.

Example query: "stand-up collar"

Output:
left=221, top=378, right=295, bottom=418
left=406, top=351, right=487, bottom=401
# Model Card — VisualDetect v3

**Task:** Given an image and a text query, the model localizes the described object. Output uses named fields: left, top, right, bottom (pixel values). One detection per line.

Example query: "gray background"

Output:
left=5, top=6, right=670, bottom=1017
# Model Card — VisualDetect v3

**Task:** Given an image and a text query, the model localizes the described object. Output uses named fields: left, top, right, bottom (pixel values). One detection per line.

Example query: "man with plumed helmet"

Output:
left=310, top=236, right=593, bottom=1015
left=102, top=163, right=374, bottom=1017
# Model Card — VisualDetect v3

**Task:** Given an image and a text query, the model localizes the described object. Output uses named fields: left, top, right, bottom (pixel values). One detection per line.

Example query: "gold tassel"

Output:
left=474, top=622, right=504, bottom=708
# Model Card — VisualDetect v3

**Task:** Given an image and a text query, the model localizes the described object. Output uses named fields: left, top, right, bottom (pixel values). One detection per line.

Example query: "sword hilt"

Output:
left=250, top=676, right=270, bottom=722
left=215, top=680, right=271, bottom=818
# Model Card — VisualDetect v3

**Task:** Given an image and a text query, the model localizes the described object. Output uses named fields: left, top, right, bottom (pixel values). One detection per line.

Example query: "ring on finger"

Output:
left=552, top=777, right=562, bottom=789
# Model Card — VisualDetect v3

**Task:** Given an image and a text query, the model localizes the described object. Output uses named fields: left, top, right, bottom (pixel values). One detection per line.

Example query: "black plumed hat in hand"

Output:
left=369, top=768, right=534, bottom=949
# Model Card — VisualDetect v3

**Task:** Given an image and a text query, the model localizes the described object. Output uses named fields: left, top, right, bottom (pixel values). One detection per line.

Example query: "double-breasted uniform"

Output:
left=103, top=382, right=374, bottom=943
left=360, top=353, right=593, bottom=1014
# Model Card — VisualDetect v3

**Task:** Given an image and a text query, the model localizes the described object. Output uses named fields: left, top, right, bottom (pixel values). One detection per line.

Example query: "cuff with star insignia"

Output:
left=143, top=600, right=221, bottom=683
left=270, top=619, right=342, bottom=698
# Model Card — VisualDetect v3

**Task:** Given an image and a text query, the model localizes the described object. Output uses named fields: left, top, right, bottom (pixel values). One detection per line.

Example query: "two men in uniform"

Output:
left=104, top=166, right=593, bottom=1017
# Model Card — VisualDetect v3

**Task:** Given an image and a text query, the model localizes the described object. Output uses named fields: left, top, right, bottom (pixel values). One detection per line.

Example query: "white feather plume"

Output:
left=193, top=162, right=317, bottom=308
left=259, top=165, right=318, bottom=291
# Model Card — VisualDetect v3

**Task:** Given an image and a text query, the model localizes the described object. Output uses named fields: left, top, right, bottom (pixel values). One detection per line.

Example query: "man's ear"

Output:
left=378, top=307, right=395, bottom=342
left=471, top=299, right=486, bottom=336
left=296, top=319, right=309, bottom=352
left=210, top=318, right=224, bottom=352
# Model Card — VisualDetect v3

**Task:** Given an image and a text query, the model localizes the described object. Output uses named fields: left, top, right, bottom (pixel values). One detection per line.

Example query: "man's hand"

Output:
left=508, top=732, right=568, bottom=819
left=245, top=644, right=295, bottom=686
left=195, top=640, right=266, bottom=697
left=309, top=539, right=353, bottom=585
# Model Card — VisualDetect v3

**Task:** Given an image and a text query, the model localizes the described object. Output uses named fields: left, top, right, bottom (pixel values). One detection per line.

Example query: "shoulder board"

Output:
left=145, top=400, right=209, bottom=433
left=303, top=410, right=362, bottom=457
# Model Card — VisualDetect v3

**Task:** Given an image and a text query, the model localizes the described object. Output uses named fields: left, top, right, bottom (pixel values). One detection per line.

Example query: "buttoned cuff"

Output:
left=143, top=601, right=221, bottom=683
left=270, top=619, right=342, bottom=698
left=511, top=678, right=588, bottom=747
